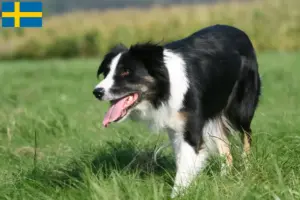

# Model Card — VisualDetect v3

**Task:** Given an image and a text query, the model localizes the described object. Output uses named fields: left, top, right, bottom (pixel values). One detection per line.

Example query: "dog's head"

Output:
left=93, top=43, right=170, bottom=127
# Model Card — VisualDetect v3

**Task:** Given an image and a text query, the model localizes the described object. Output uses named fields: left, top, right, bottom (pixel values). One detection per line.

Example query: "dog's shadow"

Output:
left=24, top=138, right=232, bottom=191
left=27, top=140, right=176, bottom=188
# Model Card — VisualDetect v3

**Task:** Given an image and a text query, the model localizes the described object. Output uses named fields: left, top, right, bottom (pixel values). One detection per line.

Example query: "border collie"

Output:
left=93, top=24, right=261, bottom=197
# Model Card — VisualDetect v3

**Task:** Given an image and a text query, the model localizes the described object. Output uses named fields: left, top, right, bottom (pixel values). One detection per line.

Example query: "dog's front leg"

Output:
left=168, top=131, right=209, bottom=198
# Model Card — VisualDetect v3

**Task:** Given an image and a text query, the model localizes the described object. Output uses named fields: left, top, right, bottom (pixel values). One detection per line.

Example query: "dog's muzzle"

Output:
left=93, top=87, right=105, bottom=100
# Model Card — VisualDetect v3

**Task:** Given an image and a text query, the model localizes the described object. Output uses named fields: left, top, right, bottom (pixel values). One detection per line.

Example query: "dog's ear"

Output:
left=129, top=42, right=169, bottom=107
left=129, top=42, right=163, bottom=65
left=97, top=43, right=128, bottom=78
left=128, top=42, right=165, bottom=76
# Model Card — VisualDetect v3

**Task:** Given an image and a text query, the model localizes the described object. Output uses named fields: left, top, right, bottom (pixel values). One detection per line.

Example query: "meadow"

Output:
left=0, top=0, right=300, bottom=59
left=0, top=52, right=300, bottom=200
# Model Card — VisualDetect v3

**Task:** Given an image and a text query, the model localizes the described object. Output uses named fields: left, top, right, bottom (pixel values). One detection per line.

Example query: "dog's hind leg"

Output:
left=205, top=116, right=233, bottom=175
left=225, top=56, right=261, bottom=157
left=214, top=134, right=233, bottom=175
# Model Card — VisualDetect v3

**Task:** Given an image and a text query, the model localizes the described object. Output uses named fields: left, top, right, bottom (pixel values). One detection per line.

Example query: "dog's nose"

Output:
left=93, top=87, right=105, bottom=100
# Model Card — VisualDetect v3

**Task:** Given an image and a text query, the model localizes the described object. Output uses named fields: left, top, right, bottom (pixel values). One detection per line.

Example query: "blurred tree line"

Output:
left=44, top=0, right=229, bottom=14
left=0, top=0, right=247, bottom=15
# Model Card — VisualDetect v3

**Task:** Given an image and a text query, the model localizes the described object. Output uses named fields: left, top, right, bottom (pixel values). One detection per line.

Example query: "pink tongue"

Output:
left=102, top=94, right=138, bottom=127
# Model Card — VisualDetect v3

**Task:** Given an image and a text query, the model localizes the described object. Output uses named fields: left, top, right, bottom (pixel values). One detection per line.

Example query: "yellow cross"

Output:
left=2, top=2, right=42, bottom=28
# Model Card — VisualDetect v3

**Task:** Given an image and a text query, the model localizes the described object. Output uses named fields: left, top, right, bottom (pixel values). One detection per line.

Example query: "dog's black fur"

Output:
left=165, top=24, right=261, bottom=149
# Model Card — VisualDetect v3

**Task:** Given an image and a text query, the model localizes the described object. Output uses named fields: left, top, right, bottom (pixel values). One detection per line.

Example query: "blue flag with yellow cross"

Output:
left=1, top=1, right=43, bottom=28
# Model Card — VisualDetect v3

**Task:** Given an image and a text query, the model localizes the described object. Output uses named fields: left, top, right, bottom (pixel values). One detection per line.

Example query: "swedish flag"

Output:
left=1, top=1, right=43, bottom=28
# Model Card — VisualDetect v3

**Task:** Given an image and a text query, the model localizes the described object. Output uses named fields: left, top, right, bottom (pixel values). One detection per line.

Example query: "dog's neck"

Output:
left=131, top=50, right=189, bottom=133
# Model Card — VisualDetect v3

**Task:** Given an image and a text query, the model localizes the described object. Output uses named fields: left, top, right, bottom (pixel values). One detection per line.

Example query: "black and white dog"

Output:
left=93, top=24, right=261, bottom=197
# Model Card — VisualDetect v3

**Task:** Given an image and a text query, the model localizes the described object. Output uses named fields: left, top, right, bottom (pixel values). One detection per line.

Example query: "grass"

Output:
left=1, top=0, right=300, bottom=59
left=0, top=52, right=300, bottom=200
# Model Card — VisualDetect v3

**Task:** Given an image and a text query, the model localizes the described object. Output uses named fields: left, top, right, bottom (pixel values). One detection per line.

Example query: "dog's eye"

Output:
left=120, top=69, right=130, bottom=77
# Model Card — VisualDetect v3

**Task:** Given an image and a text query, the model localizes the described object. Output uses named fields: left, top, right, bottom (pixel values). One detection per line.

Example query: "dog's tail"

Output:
left=225, top=52, right=261, bottom=134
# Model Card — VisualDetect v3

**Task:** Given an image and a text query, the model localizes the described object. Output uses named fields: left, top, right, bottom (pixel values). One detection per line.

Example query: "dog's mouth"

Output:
left=102, top=93, right=139, bottom=127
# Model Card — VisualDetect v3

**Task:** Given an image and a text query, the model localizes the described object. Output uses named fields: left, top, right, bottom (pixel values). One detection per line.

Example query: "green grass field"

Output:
left=0, top=52, right=300, bottom=200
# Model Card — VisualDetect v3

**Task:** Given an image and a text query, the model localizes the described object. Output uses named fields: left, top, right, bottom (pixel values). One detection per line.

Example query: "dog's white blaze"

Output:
left=95, top=53, right=122, bottom=92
